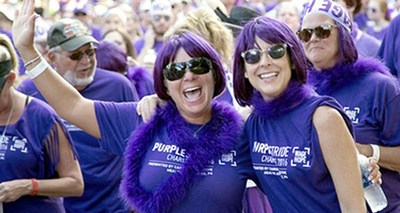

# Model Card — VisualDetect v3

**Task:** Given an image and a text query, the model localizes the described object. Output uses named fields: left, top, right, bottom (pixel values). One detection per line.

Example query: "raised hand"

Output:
left=12, top=0, right=39, bottom=60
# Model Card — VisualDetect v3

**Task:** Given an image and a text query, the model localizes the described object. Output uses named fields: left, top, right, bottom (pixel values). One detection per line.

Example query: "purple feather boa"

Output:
left=307, top=57, right=392, bottom=95
left=251, top=80, right=315, bottom=118
left=120, top=101, right=243, bottom=213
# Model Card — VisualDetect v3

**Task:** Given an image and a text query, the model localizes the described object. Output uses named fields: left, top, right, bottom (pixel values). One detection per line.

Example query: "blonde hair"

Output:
left=164, top=7, right=234, bottom=64
left=0, top=34, right=19, bottom=72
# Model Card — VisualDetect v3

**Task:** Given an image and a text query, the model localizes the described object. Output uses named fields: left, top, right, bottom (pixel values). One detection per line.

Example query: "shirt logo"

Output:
left=0, top=136, right=29, bottom=160
left=290, top=147, right=311, bottom=167
left=218, top=150, right=237, bottom=167
left=10, top=137, right=28, bottom=153
left=343, top=106, right=360, bottom=124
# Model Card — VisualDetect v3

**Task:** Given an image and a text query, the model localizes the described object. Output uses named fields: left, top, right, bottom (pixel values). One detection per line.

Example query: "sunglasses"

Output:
left=153, top=15, right=171, bottom=22
left=297, top=23, right=336, bottom=43
left=0, top=60, right=11, bottom=92
left=68, top=48, right=96, bottom=61
left=241, top=43, right=287, bottom=65
left=163, top=57, right=212, bottom=81
left=368, top=7, right=377, bottom=13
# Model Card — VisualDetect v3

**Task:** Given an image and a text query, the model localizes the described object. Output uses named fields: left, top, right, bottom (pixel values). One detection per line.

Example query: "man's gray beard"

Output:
left=62, top=66, right=96, bottom=88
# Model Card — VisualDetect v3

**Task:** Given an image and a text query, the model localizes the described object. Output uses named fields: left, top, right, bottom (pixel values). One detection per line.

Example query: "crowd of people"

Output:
left=0, top=0, right=399, bottom=212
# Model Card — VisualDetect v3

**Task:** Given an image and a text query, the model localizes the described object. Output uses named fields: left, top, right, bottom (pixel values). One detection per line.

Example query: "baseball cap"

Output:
left=150, top=0, right=172, bottom=16
left=47, top=19, right=98, bottom=51
left=73, top=5, right=89, bottom=16
left=215, top=6, right=261, bottom=37
left=0, top=5, right=15, bottom=21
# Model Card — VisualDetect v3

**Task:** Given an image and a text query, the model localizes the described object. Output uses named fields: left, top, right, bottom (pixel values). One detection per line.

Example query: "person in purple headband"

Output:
left=300, top=0, right=400, bottom=212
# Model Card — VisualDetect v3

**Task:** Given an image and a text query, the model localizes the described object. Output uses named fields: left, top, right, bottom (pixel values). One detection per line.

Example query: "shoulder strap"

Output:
left=25, top=95, right=30, bottom=107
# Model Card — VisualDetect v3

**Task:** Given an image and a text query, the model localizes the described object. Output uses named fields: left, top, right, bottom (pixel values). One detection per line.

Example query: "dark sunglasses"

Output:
left=241, top=43, right=287, bottom=65
left=297, top=23, right=336, bottom=43
left=0, top=60, right=11, bottom=92
left=368, top=7, right=377, bottom=13
left=153, top=15, right=171, bottom=22
left=68, top=48, right=96, bottom=61
left=163, top=57, right=212, bottom=81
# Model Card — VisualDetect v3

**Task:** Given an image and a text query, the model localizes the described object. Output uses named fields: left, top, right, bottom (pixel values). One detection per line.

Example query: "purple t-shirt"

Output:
left=95, top=101, right=255, bottom=212
left=365, top=26, right=388, bottom=41
left=245, top=94, right=353, bottom=212
left=352, top=23, right=380, bottom=58
left=0, top=98, right=75, bottom=213
left=133, top=38, right=164, bottom=55
left=17, top=69, right=138, bottom=213
left=321, top=71, right=400, bottom=212
left=378, top=15, right=400, bottom=80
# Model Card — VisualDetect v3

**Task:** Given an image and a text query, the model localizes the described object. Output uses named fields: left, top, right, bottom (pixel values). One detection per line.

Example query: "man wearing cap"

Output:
left=135, top=0, right=174, bottom=71
left=18, top=18, right=139, bottom=213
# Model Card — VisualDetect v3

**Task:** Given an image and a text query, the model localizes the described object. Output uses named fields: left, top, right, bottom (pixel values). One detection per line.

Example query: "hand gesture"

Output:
left=143, top=28, right=156, bottom=49
left=12, top=0, right=38, bottom=59
left=136, top=94, right=165, bottom=122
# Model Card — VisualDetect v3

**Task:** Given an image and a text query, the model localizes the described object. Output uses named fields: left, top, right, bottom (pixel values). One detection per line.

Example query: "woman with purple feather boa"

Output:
left=138, top=13, right=378, bottom=213
left=232, top=15, right=365, bottom=212
left=300, top=0, right=400, bottom=212
left=11, top=1, right=255, bottom=212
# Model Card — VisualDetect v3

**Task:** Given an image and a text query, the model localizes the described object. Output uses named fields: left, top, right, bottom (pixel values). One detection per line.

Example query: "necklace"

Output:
left=193, top=123, right=207, bottom=138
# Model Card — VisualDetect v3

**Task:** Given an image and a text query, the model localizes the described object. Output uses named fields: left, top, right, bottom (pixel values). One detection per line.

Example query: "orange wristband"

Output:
left=31, top=179, right=38, bottom=196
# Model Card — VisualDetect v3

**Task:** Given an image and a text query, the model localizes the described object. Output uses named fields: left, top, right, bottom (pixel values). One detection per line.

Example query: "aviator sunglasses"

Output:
left=297, top=23, right=336, bottom=43
left=67, top=48, right=96, bottom=61
left=153, top=15, right=171, bottom=22
left=163, top=57, right=213, bottom=81
left=241, top=43, right=288, bottom=65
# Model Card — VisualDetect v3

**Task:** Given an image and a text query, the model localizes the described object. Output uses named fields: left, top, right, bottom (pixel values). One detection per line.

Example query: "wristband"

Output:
left=24, top=55, right=41, bottom=68
left=31, top=179, right=38, bottom=196
left=26, top=59, right=49, bottom=79
left=370, top=144, right=380, bottom=163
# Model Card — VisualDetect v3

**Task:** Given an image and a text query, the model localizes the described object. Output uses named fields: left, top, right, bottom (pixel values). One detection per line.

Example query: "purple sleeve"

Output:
left=94, top=101, right=143, bottom=156
left=378, top=15, right=400, bottom=79
left=133, top=38, right=145, bottom=55
left=378, top=85, right=400, bottom=146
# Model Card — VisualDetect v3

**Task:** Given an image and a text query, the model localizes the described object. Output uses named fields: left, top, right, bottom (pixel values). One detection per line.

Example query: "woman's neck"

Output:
left=180, top=107, right=212, bottom=125
left=0, top=89, right=24, bottom=125
left=373, top=19, right=389, bottom=30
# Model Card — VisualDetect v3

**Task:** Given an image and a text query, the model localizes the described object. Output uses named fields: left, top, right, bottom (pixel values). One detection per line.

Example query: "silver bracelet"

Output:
left=370, top=144, right=380, bottom=163
left=24, top=55, right=41, bottom=68
left=26, top=59, right=49, bottom=79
